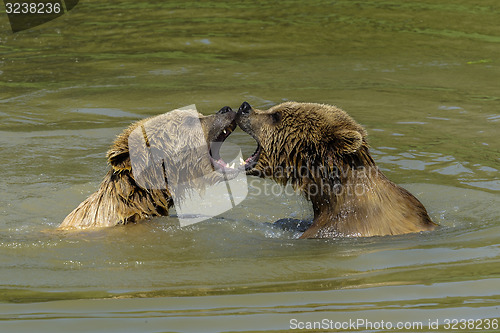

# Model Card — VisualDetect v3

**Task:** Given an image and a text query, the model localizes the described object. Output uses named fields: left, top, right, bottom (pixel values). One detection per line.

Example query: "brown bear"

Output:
left=59, top=106, right=241, bottom=230
left=236, top=101, right=437, bottom=238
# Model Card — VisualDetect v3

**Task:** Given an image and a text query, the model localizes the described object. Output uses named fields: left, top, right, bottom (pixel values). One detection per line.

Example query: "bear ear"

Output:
left=107, top=142, right=131, bottom=171
left=332, top=129, right=363, bottom=154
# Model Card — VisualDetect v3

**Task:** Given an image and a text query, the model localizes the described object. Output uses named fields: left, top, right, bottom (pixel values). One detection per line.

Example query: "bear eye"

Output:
left=270, top=112, right=282, bottom=124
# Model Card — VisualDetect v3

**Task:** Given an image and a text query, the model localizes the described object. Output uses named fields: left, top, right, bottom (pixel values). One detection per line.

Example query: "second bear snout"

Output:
left=235, top=101, right=255, bottom=137
left=238, top=101, right=252, bottom=115
left=217, top=106, right=233, bottom=114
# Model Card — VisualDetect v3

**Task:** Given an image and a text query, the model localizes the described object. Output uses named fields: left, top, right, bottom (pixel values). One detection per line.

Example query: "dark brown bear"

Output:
left=59, top=106, right=238, bottom=229
left=236, top=101, right=437, bottom=238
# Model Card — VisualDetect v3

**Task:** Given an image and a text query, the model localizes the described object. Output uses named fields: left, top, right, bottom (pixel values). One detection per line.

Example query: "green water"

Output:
left=1, top=1, right=499, bottom=332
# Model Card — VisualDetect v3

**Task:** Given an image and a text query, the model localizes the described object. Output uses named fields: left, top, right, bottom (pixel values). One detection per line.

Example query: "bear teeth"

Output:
left=239, top=157, right=245, bottom=165
left=223, top=129, right=227, bottom=135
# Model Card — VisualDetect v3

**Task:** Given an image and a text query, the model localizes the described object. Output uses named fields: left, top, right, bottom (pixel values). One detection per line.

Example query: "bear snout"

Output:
left=235, top=102, right=253, bottom=133
left=238, top=101, right=252, bottom=115
left=217, top=106, right=233, bottom=114
left=236, top=102, right=253, bottom=130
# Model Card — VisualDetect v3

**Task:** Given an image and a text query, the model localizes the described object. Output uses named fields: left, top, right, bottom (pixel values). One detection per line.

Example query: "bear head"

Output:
left=236, top=101, right=371, bottom=191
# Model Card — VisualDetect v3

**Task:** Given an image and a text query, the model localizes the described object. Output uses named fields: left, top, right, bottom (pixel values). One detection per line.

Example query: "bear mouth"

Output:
left=209, top=122, right=238, bottom=172
left=209, top=124, right=261, bottom=172
left=241, top=135, right=261, bottom=171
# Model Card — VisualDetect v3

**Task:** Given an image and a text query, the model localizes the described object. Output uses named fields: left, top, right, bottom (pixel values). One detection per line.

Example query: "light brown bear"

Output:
left=236, top=101, right=437, bottom=238
left=59, top=106, right=241, bottom=230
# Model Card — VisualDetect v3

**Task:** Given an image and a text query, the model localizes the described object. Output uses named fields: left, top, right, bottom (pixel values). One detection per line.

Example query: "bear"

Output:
left=58, top=106, right=240, bottom=230
left=236, top=101, right=437, bottom=238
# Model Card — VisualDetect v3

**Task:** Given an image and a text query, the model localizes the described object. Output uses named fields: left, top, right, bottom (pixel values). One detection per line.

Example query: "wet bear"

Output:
left=59, top=106, right=239, bottom=229
left=236, top=101, right=437, bottom=238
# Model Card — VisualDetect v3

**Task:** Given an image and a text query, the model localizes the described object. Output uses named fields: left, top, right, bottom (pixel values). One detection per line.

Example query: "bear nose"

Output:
left=238, top=101, right=252, bottom=115
left=217, top=106, right=233, bottom=114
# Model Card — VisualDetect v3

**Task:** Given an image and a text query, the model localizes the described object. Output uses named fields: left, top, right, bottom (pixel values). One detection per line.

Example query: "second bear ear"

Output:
left=107, top=143, right=131, bottom=171
left=333, top=129, right=363, bottom=154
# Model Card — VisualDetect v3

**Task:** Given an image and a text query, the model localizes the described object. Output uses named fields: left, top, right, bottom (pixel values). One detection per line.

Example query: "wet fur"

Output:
left=59, top=109, right=235, bottom=230
left=237, top=102, right=436, bottom=238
